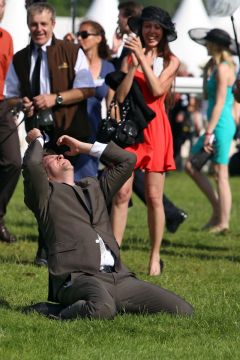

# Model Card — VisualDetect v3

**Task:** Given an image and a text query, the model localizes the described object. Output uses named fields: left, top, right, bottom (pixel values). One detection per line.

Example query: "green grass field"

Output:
left=1, top=172, right=240, bottom=360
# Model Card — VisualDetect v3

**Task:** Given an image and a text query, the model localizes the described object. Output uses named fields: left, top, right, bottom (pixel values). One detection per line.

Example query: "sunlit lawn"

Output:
left=0, top=172, right=240, bottom=360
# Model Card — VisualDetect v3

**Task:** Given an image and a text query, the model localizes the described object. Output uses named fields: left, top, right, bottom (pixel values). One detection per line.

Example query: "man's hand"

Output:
left=57, top=135, right=92, bottom=156
left=33, top=94, right=56, bottom=110
left=26, top=128, right=42, bottom=144
left=203, top=133, right=214, bottom=154
left=22, top=97, right=34, bottom=117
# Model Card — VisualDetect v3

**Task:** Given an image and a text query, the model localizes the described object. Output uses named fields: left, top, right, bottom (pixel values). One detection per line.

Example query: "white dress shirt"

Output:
left=4, top=38, right=95, bottom=98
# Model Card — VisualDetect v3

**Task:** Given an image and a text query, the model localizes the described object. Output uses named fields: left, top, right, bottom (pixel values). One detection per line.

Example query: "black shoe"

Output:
left=34, top=257, right=48, bottom=266
left=59, top=300, right=86, bottom=320
left=34, top=247, right=48, bottom=266
left=0, top=225, right=17, bottom=243
left=22, top=302, right=65, bottom=317
left=166, top=210, right=188, bottom=233
left=160, top=259, right=164, bottom=273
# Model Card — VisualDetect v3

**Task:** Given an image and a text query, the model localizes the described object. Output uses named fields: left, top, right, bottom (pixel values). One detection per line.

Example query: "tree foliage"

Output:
left=49, top=0, right=181, bottom=17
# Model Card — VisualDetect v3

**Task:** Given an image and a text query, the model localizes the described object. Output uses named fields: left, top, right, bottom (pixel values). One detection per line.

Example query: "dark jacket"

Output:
left=105, top=70, right=155, bottom=143
left=13, top=36, right=91, bottom=141
left=22, top=140, right=136, bottom=302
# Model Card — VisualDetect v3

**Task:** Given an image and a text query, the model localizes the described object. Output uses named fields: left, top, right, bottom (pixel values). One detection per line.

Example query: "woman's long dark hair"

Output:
left=80, top=20, right=112, bottom=60
left=149, top=29, right=176, bottom=112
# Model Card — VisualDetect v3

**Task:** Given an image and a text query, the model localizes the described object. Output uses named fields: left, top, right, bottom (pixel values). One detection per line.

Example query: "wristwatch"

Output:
left=55, top=93, right=63, bottom=106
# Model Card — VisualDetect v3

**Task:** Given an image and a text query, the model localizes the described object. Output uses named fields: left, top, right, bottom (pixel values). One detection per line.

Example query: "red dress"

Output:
left=125, top=69, right=176, bottom=172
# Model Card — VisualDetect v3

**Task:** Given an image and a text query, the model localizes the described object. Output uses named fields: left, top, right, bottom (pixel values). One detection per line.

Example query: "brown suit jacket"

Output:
left=22, top=141, right=136, bottom=302
left=13, top=36, right=91, bottom=140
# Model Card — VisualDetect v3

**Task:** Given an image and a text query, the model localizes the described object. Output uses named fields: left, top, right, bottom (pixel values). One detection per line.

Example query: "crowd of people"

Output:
left=1, top=0, right=240, bottom=320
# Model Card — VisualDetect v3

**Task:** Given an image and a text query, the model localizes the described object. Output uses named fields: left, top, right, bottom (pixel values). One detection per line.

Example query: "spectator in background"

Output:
left=169, top=63, right=202, bottom=170
left=185, top=28, right=237, bottom=233
left=111, top=1, right=143, bottom=69
left=4, top=2, right=95, bottom=264
left=111, top=6, right=180, bottom=276
left=73, top=20, right=115, bottom=179
left=0, top=0, right=21, bottom=243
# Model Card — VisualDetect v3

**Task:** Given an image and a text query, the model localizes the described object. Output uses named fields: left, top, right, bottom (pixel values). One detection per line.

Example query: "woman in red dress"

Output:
left=111, top=6, right=179, bottom=275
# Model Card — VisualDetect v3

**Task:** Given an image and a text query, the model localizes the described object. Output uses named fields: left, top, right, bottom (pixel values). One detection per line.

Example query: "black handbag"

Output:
left=96, top=100, right=118, bottom=144
left=97, top=98, right=139, bottom=148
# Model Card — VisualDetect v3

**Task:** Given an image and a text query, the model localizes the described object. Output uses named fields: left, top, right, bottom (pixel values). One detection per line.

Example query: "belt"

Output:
left=99, top=265, right=114, bottom=273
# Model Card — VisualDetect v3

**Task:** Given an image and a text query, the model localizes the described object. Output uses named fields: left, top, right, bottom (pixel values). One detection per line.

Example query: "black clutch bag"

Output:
left=190, top=134, right=215, bottom=171
left=190, top=149, right=213, bottom=170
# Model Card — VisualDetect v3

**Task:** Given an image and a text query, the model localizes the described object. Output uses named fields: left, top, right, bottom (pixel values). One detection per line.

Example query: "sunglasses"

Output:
left=76, top=31, right=99, bottom=39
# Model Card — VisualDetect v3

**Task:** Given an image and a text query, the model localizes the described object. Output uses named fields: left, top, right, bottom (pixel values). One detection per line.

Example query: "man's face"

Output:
left=0, top=0, right=6, bottom=22
left=118, top=9, right=130, bottom=35
left=43, top=154, right=73, bottom=181
left=28, top=9, right=55, bottom=46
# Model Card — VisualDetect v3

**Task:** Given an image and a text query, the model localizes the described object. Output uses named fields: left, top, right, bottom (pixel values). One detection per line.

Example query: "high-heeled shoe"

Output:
left=160, top=259, right=164, bottom=273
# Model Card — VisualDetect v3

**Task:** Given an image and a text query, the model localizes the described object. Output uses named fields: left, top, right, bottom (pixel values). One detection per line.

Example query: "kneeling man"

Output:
left=23, top=128, right=193, bottom=320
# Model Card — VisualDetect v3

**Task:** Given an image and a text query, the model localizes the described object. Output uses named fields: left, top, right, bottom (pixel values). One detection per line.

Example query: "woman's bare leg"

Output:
left=111, top=174, right=134, bottom=246
left=211, top=164, right=231, bottom=231
left=185, top=159, right=219, bottom=227
left=145, top=171, right=165, bottom=276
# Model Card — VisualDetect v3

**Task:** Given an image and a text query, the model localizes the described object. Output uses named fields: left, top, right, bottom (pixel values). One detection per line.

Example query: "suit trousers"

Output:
left=0, top=107, right=21, bottom=224
left=57, top=271, right=193, bottom=320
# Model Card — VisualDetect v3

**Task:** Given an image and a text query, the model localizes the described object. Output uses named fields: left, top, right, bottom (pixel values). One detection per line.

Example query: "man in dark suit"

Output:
left=22, top=128, right=193, bottom=320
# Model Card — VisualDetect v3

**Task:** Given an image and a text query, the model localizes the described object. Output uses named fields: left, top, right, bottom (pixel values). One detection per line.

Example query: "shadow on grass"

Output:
left=160, top=248, right=240, bottom=263
left=122, top=236, right=240, bottom=263
left=122, top=236, right=229, bottom=252
left=0, top=298, right=11, bottom=309
left=162, top=239, right=229, bottom=252
left=17, top=234, right=38, bottom=243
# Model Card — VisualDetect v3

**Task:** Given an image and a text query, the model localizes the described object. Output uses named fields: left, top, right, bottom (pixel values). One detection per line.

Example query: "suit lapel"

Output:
left=74, top=179, right=100, bottom=223
left=72, top=183, right=92, bottom=217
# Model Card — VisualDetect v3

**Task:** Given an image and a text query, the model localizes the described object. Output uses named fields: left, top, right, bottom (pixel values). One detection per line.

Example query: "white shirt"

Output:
left=153, top=57, right=164, bottom=77
left=4, top=38, right=95, bottom=98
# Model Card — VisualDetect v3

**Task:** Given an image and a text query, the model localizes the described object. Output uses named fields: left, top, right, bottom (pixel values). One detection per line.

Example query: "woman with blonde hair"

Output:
left=185, top=28, right=237, bottom=233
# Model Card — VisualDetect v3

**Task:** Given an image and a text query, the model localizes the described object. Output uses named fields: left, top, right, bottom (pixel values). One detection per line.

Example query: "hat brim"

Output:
left=188, top=28, right=238, bottom=56
left=127, top=16, right=141, bottom=36
left=127, top=16, right=177, bottom=42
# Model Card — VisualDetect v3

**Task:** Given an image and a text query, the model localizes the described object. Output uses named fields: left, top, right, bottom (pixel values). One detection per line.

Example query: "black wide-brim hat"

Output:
left=188, top=28, right=238, bottom=55
left=128, top=6, right=177, bottom=42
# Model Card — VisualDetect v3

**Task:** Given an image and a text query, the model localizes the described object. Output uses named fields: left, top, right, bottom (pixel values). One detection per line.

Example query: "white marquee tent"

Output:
left=84, top=0, right=118, bottom=48
left=170, top=0, right=212, bottom=76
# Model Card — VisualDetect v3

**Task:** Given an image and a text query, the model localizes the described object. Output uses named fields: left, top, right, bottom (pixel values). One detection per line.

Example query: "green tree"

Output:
left=49, top=0, right=181, bottom=17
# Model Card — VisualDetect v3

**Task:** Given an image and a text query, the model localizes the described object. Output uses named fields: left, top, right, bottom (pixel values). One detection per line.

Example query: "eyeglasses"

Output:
left=76, top=31, right=99, bottom=39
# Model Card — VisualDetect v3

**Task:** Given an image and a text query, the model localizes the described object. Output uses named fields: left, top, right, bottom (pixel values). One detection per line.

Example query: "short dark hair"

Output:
left=27, top=2, right=56, bottom=24
left=118, top=1, right=143, bottom=18
left=42, top=148, right=57, bottom=157
left=25, top=0, right=47, bottom=9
